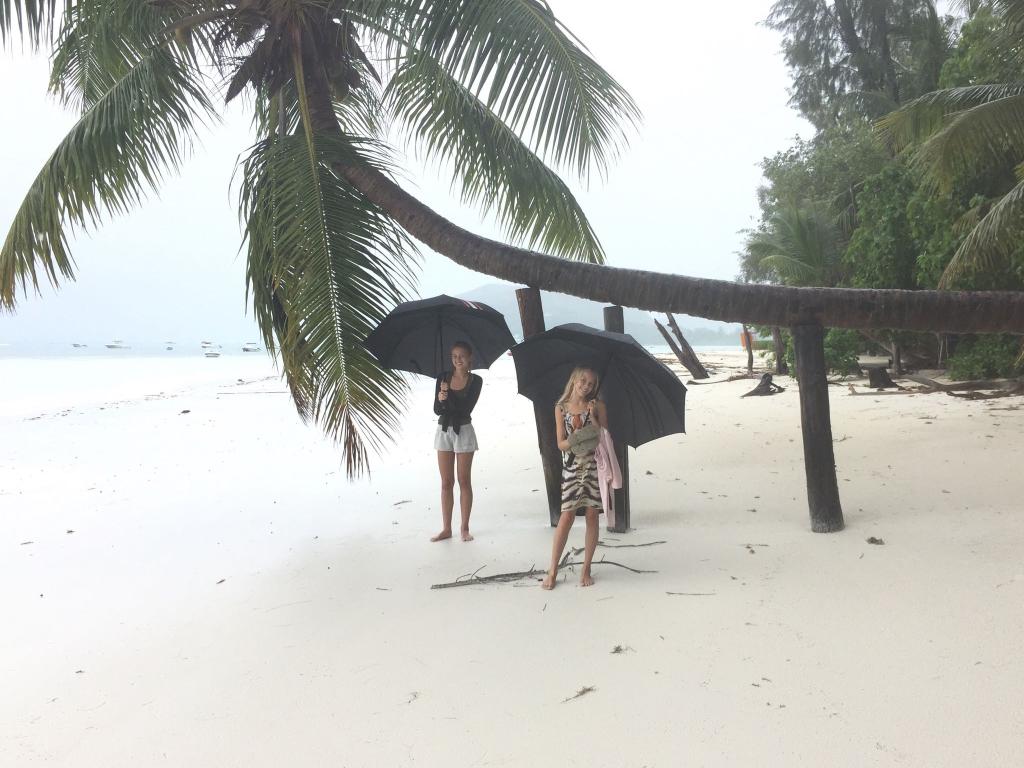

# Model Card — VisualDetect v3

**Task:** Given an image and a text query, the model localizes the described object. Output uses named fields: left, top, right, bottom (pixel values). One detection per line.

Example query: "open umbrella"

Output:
left=363, top=294, right=516, bottom=377
left=511, top=323, right=686, bottom=448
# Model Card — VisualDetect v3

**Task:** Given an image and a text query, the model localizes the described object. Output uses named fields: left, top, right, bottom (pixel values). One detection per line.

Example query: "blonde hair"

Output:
left=557, top=366, right=600, bottom=408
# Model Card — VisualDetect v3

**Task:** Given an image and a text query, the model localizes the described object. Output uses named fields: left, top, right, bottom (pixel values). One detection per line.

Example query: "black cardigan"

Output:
left=434, top=373, right=483, bottom=434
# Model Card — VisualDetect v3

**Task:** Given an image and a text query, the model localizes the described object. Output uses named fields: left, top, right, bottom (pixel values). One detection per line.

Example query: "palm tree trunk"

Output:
left=772, top=327, right=789, bottom=374
left=742, top=325, right=754, bottom=373
left=656, top=314, right=709, bottom=378
left=338, top=164, right=1024, bottom=335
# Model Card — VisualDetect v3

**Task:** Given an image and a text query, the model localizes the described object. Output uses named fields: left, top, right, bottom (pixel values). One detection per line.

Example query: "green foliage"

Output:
left=767, top=0, right=951, bottom=128
left=784, top=328, right=863, bottom=377
left=939, top=6, right=1024, bottom=88
left=758, top=121, right=889, bottom=223
left=875, top=2, right=1024, bottom=289
left=742, top=202, right=844, bottom=286
left=844, top=165, right=919, bottom=289
left=947, top=334, right=1024, bottom=379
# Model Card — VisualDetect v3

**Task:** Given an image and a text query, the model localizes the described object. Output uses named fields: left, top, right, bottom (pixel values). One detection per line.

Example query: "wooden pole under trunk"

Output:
left=515, top=288, right=563, bottom=527
left=603, top=305, right=631, bottom=533
left=792, top=324, right=845, bottom=533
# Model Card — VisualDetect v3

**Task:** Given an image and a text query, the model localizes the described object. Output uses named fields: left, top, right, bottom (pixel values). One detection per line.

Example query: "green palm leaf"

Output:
left=942, top=177, right=1024, bottom=286
left=239, top=132, right=417, bottom=476
left=876, top=83, right=1024, bottom=153
left=0, top=0, right=58, bottom=46
left=1, top=45, right=214, bottom=309
left=879, top=87, right=1024, bottom=190
left=48, top=0, right=186, bottom=109
left=386, top=51, right=604, bottom=263
left=356, top=0, right=640, bottom=178
left=742, top=203, right=839, bottom=287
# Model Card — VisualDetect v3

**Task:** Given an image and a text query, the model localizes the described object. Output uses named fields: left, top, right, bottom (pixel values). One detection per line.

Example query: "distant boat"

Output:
left=242, top=342, right=260, bottom=352
left=200, top=340, right=214, bottom=348
left=204, top=348, right=222, bottom=358
left=72, top=343, right=88, bottom=348
left=105, top=340, right=129, bottom=349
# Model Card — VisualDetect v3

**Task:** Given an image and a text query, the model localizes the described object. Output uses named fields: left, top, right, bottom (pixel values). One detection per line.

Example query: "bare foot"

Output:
left=541, top=571, right=557, bottom=590
left=579, top=571, right=594, bottom=587
left=430, top=530, right=452, bottom=542
left=460, top=529, right=474, bottom=542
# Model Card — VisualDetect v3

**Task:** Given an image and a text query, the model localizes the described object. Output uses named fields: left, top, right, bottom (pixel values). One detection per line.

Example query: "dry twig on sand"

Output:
left=598, top=539, right=666, bottom=549
left=688, top=374, right=754, bottom=386
left=430, top=547, right=657, bottom=590
left=562, top=686, right=596, bottom=703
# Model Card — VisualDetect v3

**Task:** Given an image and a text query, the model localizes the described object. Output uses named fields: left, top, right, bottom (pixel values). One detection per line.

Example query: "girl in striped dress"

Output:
left=541, top=367, right=609, bottom=590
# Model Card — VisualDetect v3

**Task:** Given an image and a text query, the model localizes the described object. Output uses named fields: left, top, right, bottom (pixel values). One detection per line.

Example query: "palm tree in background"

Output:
left=0, top=0, right=639, bottom=474
left=877, top=0, right=1024, bottom=288
left=741, top=203, right=842, bottom=287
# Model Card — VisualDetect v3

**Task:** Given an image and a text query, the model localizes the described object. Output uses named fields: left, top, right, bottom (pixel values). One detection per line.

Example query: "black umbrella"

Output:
left=363, top=294, right=516, bottom=377
left=511, top=323, right=686, bottom=448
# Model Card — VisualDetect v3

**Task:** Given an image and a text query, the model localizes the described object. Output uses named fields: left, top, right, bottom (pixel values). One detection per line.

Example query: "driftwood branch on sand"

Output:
left=847, top=375, right=1023, bottom=399
left=429, top=542, right=663, bottom=589
left=689, top=373, right=754, bottom=386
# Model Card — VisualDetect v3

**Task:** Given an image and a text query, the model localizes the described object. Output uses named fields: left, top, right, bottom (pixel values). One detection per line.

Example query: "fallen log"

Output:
left=666, top=313, right=710, bottom=379
left=905, top=375, right=1024, bottom=392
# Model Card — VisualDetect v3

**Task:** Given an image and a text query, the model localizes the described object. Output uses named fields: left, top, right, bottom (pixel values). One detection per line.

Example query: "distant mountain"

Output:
left=455, top=284, right=741, bottom=346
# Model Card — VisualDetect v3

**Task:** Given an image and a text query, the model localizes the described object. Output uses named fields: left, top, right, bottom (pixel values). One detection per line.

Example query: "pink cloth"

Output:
left=594, top=428, right=623, bottom=528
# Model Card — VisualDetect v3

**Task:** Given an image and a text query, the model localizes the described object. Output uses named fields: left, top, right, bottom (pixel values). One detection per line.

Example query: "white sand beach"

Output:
left=2, top=350, right=1023, bottom=767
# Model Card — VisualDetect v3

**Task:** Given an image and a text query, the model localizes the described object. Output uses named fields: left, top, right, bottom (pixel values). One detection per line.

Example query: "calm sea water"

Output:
left=0, top=340, right=739, bottom=360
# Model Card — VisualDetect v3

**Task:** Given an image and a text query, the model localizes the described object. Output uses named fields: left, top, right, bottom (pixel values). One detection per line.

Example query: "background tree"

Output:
left=767, top=0, right=951, bottom=128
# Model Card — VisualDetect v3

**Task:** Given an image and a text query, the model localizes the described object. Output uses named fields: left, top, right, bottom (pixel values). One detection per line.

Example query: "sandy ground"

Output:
left=2, top=350, right=1022, bottom=767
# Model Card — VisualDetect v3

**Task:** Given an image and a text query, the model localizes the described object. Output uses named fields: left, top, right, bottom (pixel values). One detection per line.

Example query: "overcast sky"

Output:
left=0, top=1, right=811, bottom=345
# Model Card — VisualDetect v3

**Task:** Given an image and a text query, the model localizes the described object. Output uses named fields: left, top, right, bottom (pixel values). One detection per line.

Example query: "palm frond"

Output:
left=238, top=132, right=418, bottom=477
left=0, top=0, right=58, bottom=46
left=386, top=51, right=603, bottom=263
left=49, top=0, right=199, bottom=110
left=994, top=0, right=1024, bottom=29
left=356, top=0, right=640, bottom=178
left=757, top=253, right=821, bottom=285
left=941, top=176, right=1024, bottom=286
left=911, top=93, right=1024, bottom=190
left=1, top=45, right=214, bottom=309
left=743, top=202, right=839, bottom=288
left=876, top=83, right=1024, bottom=154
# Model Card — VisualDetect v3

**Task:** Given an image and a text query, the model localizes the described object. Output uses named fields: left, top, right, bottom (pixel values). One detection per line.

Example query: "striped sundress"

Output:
left=561, top=409, right=603, bottom=516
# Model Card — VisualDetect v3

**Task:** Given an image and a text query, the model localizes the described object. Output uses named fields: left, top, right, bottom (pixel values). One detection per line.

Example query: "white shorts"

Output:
left=434, top=424, right=479, bottom=453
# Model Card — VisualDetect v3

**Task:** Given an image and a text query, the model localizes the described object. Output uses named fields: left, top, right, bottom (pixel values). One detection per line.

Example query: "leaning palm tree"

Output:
left=876, top=0, right=1024, bottom=288
left=0, top=0, right=639, bottom=475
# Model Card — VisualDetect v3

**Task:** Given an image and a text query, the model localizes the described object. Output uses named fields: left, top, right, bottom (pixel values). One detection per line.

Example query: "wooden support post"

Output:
left=516, top=287, right=562, bottom=527
left=603, top=305, right=631, bottom=533
left=792, top=324, right=845, bottom=533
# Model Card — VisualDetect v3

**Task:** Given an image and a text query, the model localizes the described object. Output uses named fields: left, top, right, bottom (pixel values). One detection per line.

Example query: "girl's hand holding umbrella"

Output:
left=438, top=381, right=449, bottom=402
